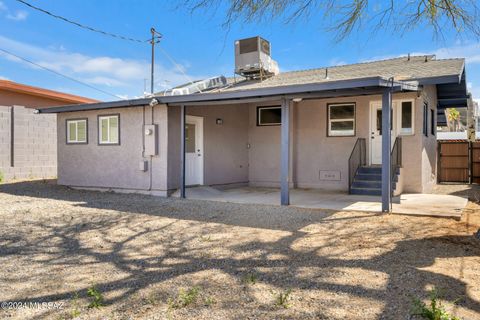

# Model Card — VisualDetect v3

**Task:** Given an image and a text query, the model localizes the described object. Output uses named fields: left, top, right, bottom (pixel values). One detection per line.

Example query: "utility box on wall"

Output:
left=144, top=124, right=158, bottom=156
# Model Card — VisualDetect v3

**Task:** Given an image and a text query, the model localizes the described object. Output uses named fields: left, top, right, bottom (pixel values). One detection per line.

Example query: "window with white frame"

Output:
left=327, top=103, right=355, bottom=136
left=257, top=106, right=281, bottom=126
left=398, top=101, right=414, bottom=135
left=66, top=119, right=87, bottom=144
left=98, top=115, right=119, bottom=145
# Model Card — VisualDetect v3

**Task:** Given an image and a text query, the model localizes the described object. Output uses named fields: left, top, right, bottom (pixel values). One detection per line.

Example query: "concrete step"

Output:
left=350, top=187, right=382, bottom=196
left=355, top=173, right=382, bottom=181
left=352, top=180, right=381, bottom=189
left=357, top=166, right=381, bottom=174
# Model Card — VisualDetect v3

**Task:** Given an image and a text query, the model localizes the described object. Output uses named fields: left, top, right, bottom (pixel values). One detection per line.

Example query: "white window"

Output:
left=328, top=103, right=355, bottom=136
left=398, top=101, right=414, bottom=135
left=66, top=119, right=87, bottom=144
left=98, top=115, right=119, bottom=145
left=257, top=106, right=281, bottom=126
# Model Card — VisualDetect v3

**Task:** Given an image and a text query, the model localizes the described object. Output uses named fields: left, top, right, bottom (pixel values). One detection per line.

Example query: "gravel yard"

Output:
left=1, top=180, right=480, bottom=320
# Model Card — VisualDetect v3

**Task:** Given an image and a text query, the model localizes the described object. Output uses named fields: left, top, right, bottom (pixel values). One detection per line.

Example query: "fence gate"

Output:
left=472, top=142, right=480, bottom=183
left=438, top=141, right=469, bottom=183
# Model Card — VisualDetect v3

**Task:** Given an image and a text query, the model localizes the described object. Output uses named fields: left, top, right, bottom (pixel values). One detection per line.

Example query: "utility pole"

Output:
left=150, top=27, right=162, bottom=94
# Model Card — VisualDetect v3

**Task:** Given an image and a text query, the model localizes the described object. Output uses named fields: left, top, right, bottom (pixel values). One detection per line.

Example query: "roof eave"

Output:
left=39, top=76, right=418, bottom=114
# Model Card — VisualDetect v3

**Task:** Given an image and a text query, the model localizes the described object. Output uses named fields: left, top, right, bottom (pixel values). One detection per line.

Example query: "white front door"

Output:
left=185, top=115, right=204, bottom=186
left=370, top=102, right=396, bottom=165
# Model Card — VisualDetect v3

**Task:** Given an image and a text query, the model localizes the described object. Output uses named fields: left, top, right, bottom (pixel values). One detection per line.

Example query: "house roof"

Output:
left=0, top=80, right=99, bottom=104
left=38, top=55, right=466, bottom=114
left=210, top=55, right=464, bottom=94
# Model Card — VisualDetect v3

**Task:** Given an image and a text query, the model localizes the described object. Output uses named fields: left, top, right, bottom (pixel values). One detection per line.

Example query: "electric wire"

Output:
left=14, top=0, right=198, bottom=92
left=15, top=0, right=149, bottom=43
left=0, top=47, right=124, bottom=99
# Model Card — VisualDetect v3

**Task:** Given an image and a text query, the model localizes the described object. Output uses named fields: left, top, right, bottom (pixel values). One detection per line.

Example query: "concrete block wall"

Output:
left=0, top=105, right=57, bottom=182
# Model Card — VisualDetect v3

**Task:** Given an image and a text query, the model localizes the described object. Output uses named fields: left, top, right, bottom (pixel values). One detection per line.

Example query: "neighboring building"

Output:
left=0, top=80, right=97, bottom=181
left=39, top=38, right=470, bottom=212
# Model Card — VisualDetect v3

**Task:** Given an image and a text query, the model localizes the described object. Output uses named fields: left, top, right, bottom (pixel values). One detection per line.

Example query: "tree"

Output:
left=179, top=0, right=480, bottom=40
left=446, top=108, right=461, bottom=131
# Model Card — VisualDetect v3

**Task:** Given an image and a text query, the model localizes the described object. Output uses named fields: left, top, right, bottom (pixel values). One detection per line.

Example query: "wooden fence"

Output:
left=438, top=140, right=480, bottom=183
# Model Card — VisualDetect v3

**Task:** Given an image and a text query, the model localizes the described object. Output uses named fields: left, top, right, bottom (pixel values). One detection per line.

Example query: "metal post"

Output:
left=150, top=28, right=162, bottom=94
left=150, top=28, right=155, bottom=94
left=381, top=89, right=392, bottom=212
left=180, top=105, right=186, bottom=198
left=281, top=98, right=290, bottom=205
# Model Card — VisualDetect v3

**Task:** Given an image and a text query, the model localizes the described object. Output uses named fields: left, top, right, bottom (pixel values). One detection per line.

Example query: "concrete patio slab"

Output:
left=172, top=186, right=467, bottom=219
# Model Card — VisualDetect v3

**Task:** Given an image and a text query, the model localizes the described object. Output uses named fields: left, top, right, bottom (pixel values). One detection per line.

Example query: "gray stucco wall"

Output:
left=57, top=104, right=169, bottom=195
left=0, top=105, right=56, bottom=182
left=56, top=90, right=435, bottom=195
left=188, top=104, right=249, bottom=186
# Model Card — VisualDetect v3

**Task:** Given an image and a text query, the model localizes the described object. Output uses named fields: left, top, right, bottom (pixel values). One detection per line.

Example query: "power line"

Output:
left=15, top=0, right=197, bottom=92
left=15, top=0, right=150, bottom=43
left=0, top=47, right=124, bottom=99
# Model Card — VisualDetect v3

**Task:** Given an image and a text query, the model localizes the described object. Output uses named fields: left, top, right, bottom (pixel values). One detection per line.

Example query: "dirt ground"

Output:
left=0, top=180, right=479, bottom=320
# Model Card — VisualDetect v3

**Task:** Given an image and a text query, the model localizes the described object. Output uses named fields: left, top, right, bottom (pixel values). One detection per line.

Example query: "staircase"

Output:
left=350, top=166, right=399, bottom=196
left=348, top=137, right=402, bottom=197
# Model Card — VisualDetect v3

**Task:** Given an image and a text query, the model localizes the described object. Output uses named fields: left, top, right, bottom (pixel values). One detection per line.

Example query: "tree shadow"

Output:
left=1, top=181, right=479, bottom=318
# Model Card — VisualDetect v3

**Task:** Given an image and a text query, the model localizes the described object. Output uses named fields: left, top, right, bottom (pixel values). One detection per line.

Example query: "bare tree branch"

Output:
left=176, top=0, right=480, bottom=41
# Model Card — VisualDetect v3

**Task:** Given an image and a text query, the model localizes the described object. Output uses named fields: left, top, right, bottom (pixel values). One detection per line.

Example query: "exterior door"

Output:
left=185, top=116, right=204, bottom=186
left=370, top=102, right=396, bottom=165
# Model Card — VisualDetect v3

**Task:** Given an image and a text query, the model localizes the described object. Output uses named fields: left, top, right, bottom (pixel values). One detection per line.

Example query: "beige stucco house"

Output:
left=38, top=54, right=469, bottom=212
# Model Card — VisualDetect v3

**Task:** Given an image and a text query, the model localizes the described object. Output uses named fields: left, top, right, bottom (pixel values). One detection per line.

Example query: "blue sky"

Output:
left=0, top=0, right=479, bottom=102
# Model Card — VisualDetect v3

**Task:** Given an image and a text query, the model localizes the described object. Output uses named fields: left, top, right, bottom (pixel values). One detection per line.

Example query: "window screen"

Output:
left=431, top=109, right=435, bottom=135
left=66, top=119, right=87, bottom=144
left=98, top=115, right=120, bottom=145
left=400, top=101, right=413, bottom=135
left=423, top=103, right=428, bottom=136
left=328, top=104, right=355, bottom=136
left=257, top=106, right=281, bottom=126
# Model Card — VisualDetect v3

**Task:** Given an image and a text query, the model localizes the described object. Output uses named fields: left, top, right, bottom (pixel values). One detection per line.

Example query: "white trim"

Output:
left=99, top=115, right=119, bottom=144
left=67, top=119, right=87, bottom=143
left=258, top=106, right=281, bottom=126
left=328, top=103, right=355, bottom=136
left=396, top=99, right=415, bottom=136
left=185, top=115, right=204, bottom=185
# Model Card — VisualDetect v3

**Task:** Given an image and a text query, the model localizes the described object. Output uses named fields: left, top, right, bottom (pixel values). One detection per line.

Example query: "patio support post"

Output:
left=381, top=88, right=392, bottom=212
left=180, top=104, right=186, bottom=198
left=280, top=98, right=290, bottom=205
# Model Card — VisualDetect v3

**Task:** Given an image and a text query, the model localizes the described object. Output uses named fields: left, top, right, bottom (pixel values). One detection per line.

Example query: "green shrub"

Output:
left=411, top=288, right=461, bottom=320
left=273, top=288, right=292, bottom=309
left=86, top=285, right=104, bottom=308
left=243, top=272, right=258, bottom=285
left=168, top=286, right=200, bottom=310
left=0, top=170, right=3, bottom=183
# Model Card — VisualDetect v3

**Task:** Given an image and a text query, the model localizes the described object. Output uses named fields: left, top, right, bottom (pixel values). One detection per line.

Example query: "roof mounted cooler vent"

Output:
left=163, top=75, right=227, bottom=96
left=235, top=36, right=279, bottom=80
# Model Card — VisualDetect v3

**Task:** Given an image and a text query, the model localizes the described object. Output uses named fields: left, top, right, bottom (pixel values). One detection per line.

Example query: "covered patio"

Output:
left=173, top=185, right=467, bottom=219
left=165, top=76, right=419, bottom=212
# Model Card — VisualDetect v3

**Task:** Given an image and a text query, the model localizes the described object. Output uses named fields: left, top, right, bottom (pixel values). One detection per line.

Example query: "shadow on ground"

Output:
left=1, top=180, right=479, bottom=319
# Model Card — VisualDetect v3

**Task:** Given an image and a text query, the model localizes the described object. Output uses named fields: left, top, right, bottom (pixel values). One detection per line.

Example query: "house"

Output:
left=0, top=80, right=97, bottom=181
left=38, top=37, right=470, bottom=212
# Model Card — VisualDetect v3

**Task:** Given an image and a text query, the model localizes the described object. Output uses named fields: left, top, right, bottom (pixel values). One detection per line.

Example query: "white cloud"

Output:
left=0, top=35, right=205, bottom=97
left=7, top=10, right=27, bottom=21
left=0, top=2, right=27, bottom=21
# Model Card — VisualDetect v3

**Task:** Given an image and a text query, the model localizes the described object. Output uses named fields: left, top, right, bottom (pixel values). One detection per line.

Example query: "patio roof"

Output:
left=38, top=76, right=418, bottom=113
